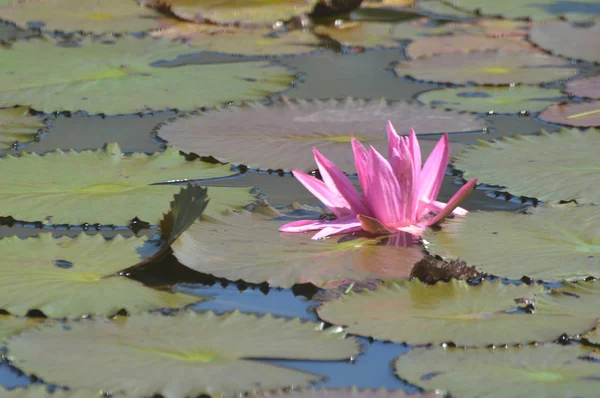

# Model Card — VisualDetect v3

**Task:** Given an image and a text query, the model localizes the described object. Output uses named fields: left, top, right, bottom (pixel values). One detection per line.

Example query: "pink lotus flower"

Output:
left=279, top=121, right=477, bottom=240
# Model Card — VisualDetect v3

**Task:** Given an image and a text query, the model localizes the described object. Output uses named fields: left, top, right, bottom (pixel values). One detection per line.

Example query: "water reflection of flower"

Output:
left=280, top=121, right=477, bottom=239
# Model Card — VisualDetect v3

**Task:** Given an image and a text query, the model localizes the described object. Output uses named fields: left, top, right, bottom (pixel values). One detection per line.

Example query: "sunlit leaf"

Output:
left=439, top=0, right=600, bottom=21
left=414, top=0, right=474, bottom=18
left=0, top=0, right=164, bottom=34
left=140, top=0, right=316, bottom=25
left=0, top=316, right=45, bottom=343
left=1, top=386, right=130, bottom=398
left=157, top=97, right=483, bottom=173
left=362, top=0, right=416, bottom=8
left=151, top=24, right=327, bottom=55
left=172, top=206, right=425, bottom=289
left=424, top=205, right=600, bottom=282
left=250, top=387, right=442, bottom=397
left=406, top=35, right=536, bottom=59
left=7, top=311, right=360, bottom=398
left=453, top=129, right=600, bottom=204
left=417, top=86, right=565, bottom=114
left=539, top=101, right=600, bottom=128
left=395, top=51, right=578, bottom=85
left=0, top=143, right=254, bottom=225
left=394, top=344, right=600, bottom=397
left=529, top=21, right=600, bottom=63
left=0, top=36, right=294, bottom=114
left=565, top=75, right=600, bottom=100
left=0, top=106, right=48, bottom=148
left=317, top=279, right=596, bottom=346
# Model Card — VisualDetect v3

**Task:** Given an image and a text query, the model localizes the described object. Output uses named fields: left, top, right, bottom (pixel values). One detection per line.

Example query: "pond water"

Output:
left=0, top=1, right=600, bottom=397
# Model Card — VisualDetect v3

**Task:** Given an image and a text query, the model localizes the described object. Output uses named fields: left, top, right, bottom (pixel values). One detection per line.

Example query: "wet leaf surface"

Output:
left=317, top=279, right=597, bottom=346
left=539, top=101, right=600, bottom=127
left=7, top=311, right=360, bottom=398
left=394, top=344, right=600, bottom=397
left=157, top=97, right=482, bottom=173
left=453, top=129, right=600, bottom=204
left=0, top=106, right=48, bottom=149
left=424, top=205, right=600, bottom=282
left=0, top=36, right=294, bottom=114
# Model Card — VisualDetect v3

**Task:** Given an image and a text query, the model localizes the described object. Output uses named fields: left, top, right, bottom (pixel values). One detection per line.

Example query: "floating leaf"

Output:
left=453, top=129, right=600, bottom=204
left=0, top=143, right=253, bottom=225
left=417, top=86, right=564, bottom=114
left=7, top=311, right=360, bottom=398
left=550, top=281, right=600, bottom=321
left=362, top=0, right=416, bottom=8
left=317, top=279, right=597, bottom=346
left=394, top=344, right=600, bottom=397
left=0, top=316, right=43, bottom=343
left=250, top=387, right=441, bottom=397
left=313, top=20, right=481, bottom=49
left=529, top=21, right=600, bottom=63
left=424, top=205, right=600, bottom=282
left=152, top=24, right=326, bottom=56
left=406, top=35, right=535, bottom=59
left=0, top=387, right=129, bottom=398
left=0, top=106, right=48, bottom=148
left=414, top=0, right=474, bottom=18
left=394, top=51, right=578, bottom=85
left=172, top=206, right=425, bottom=289
left=565, top=75, right=600, bottom=99
left=0, top=233, right=200, bottom=317
left=140, top=0, right=316, bottom=25
left=0, top=36, right=294, bottom=114
left=438, top=0, right=600, bottom=21
left=539, top=101, right=600, bottom=127
left=157, top=97, right=483, bottom=173
left=0, top=0, right=164, bottom=34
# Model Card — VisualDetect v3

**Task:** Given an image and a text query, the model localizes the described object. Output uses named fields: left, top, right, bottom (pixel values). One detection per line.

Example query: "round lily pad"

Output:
left=0, top=316, right=44, bottom=343
left=394, top=51, right=578, bottom=85
left=251, top=388, right=441, bottom=397
left=151, top=24, right=327, bottom=56
left=453, top=129, right=600, bottom=204
left=406, top=35, right=535, bottom=59
left=394, top=344, right=600, bottom=397
left=439, top=0, right=600, bottom=21
left=0, top=143, right=254, bottom=225
left=157, top=97, right=484, bottom=173
left=7, top=311, right=360, bottom=398
left=423, top=205, right=600, bottom=282
left=0, top=0, right=164, bottom=34
left=415, top=0, right=474, bottom=18
left=0, top=36, right=294, bottom=115
left=549, top=280, right=600, bottom=322
left=172, top=206, right=425, bottom=289
left=140, top=0, right=316, bottom=25
left=0, top=233, right=200, bottom=318
left=0, top=387, right=128, bottom=398
left=417, top=86, right=565, bottom=114
left=565, top=75, right=600, bottom=99
left=317, top=279, right=597, bottom=346
left=539, top=101, right=600, bottom=127
left=0, top=106, right=48, bottom=148
left=362, top=0, right=416, bottom=8
left=529, top=21, right=600, bottom=63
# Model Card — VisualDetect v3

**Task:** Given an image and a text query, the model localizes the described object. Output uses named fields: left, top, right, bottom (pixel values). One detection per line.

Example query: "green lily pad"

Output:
left=140, top=0, right=316, bottom=25
left=157, top=97, right=483, bottom=173
left=0, top=316, right=44, bottom=343
left=317, top=279, right=597, bottom=346
left=394, top=344, right=600, bottom=397
left=172, top=206, right=425, bottom=289
left=0, top=106, right=48, bottom=148
left=151, top=24, right=327, bottom=56
left=453, top=129, right=600, bottom=204
left=0, top=142, right=254, bottom=225
left=565, top=75, right=600, bottom=99
left=395, top=51, right=578, bottom=85
left=439, top=0, right=600, bottom=21
left=0, top=233, right=201, bottom=317
left=250, top=388, right=442, bottom=397
left=550, top=281, right=600, bottom=321
left=539, top=101, right=600, bottom=127
left=7, top=311, right=360, bottom=398
left=423, top=205, right=600, bottom=282
left=414, top=0, right=474, bottom=18
left=0, top=387, right=130, bottom=398
left=0, top=0, right=164, bottom=34
left=406, top=35, right=535, bottom=59
left=529, top=21, right=600, bottom=63
left=417, top=86, right=565, bottom=114
left=0, top=36, right=294, bottom=114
